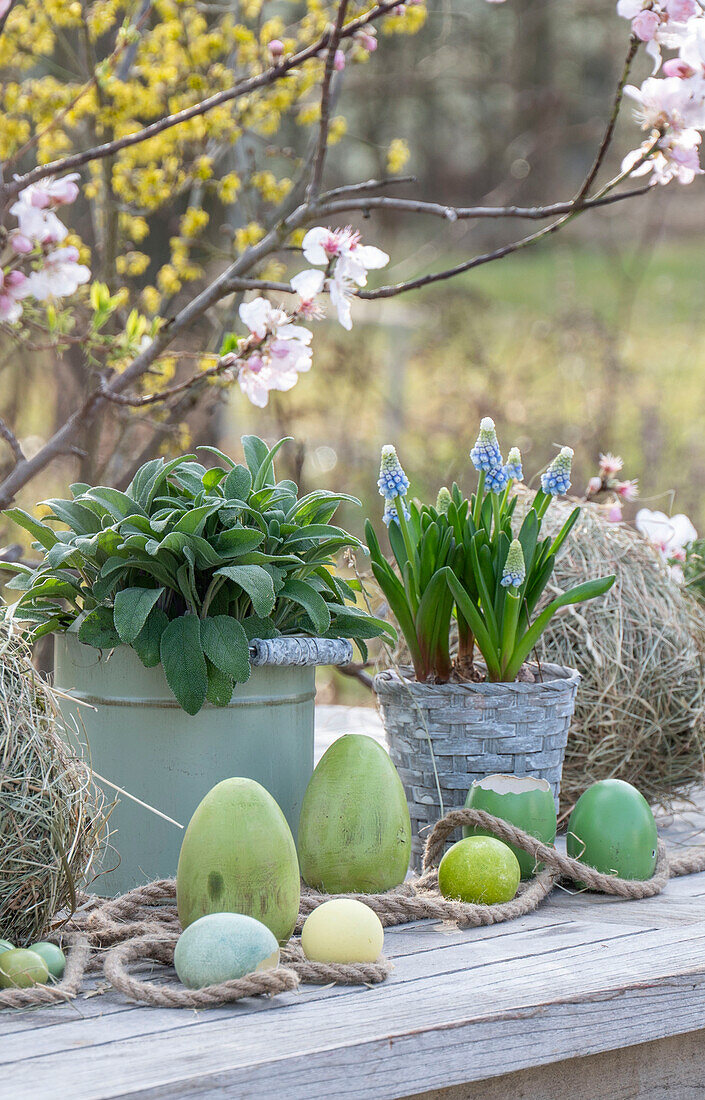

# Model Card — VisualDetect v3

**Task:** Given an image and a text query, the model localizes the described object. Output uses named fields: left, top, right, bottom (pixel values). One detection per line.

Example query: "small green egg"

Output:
left=0, top=948, right=49, bottom=989
left=29, top=942, right=66, bottom=980
left=567, top=779, right=658, bottom=882
left=463, top=774, right=557, bottom=879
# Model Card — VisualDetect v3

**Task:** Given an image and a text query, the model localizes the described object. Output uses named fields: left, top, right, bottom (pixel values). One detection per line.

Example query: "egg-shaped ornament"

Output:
left=301, top=899, right=384, bottom=964
left=174, top=913, right=280, bottom=990
left=0, top=948, right=49, bottom=989
left=297, top=734, right=411, bottom=894
left=463, top=774, right=557, bottom=879
left=567, top=779, right=658, bottom=881
left=28, top=942, right=66, bottom=980
left=438, top=836, right=521, bottom=905
left=176, top=778, right=300, bottom=944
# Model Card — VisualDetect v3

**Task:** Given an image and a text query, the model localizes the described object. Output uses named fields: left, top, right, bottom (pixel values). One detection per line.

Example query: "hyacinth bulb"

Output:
left=501, top=539, right=526, bottom=588
left=541, top=446, right=573, bottom=496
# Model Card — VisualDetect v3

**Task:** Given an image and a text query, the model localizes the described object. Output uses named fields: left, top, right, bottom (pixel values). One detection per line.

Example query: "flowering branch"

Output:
left=307, top=0, right=350, bottom=202
left=0, top=0, right=404, bottom=203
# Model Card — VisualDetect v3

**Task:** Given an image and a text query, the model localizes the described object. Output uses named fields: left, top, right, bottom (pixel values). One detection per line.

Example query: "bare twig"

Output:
left=0, top=417, right=25, bottom=463
left=574, top=37, right=640, bottom=204
left=1, top=0, right=404, bottom=201
left=99, top=353, right=238, bottom=408
left=315, top=183, right=654, bottom=224
left=320, top=175, right=417, bottom=200
left=306, top=0, right=349, bottom=202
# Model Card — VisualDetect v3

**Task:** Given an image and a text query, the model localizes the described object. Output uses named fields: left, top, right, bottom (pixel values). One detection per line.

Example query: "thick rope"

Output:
left=4, top=808, right=705, bottom=1010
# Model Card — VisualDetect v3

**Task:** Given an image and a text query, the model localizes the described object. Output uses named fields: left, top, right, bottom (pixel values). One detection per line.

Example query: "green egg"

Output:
left=28, top=942, right=66, bottom=980
left=567, top=779, right=658, bottom=882
left=463, top=774, right=557, bottom=879
left=0, top=948, right=49, bottom=989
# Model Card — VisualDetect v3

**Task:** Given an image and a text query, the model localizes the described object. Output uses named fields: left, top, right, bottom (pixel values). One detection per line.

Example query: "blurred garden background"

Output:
left=2, top=0, right=704, bottom=696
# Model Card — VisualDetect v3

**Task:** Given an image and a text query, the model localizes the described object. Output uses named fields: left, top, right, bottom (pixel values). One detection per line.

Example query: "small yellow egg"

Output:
left=301, top=899, right=384, bottom=964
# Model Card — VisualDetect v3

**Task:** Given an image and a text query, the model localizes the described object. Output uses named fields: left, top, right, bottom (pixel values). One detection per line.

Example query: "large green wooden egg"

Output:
left=567, top=779, right=658, bottom=881
left=463, top=775, right=557, bottom=879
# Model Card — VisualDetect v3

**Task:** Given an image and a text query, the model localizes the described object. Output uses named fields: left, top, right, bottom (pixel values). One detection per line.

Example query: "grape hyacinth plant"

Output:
left=366, top=419, right=615, bottom=684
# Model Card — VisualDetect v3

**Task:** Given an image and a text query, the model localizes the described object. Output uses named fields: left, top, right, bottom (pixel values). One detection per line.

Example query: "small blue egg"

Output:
left=174, top=913, right=279, bottom=989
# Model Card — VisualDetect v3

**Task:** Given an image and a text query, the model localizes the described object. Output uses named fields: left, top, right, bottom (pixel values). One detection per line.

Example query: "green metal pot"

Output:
left=54, top=632, right=344, bottom=896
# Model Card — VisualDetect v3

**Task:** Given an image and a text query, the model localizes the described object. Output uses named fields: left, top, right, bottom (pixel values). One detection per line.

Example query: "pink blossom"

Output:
left=290, top=268, right=325, bottom=318
left=598, top=452, right=624, bottom=477
left=333, top=49, right=345, bottom=71
left=666, top=0, right=698, bottom=21
left=268, top=39, right=284, bottom=60
left=633, top=9, right=661, bottom=39
left=9, top=231, right=33, bottom=254
left=0, top=268, right=29, bottom=324
left=636, top=509, right=696, bottom=580
left=25, top=246, right=91, bottom=300
left=236, top=295, right=313, bottom=406
left=356, top=32, right=377, bottom=52
left=300, top=226, right=389, bottom=329
left=586, top=476, right=603, bottom=496
left=615, top=479, right=639, bottom=501
left=10, top=198, right=67, bottom=244
left=608, top=502, right=624, bottom=523
left=0, top=1, right=11, bottom=17
left=663, top=57, right=696, bottom=76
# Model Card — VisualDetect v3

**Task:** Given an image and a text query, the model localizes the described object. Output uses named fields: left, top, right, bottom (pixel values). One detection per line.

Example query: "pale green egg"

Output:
left=174, top=912, right=279, bottom=989
left=28, top=942, right=66, bottom=980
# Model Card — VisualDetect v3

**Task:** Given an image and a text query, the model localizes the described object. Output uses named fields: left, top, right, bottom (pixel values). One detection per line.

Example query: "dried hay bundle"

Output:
left=0, top=622, right=104, bottom=945
left=521, top=493, right=705, bottom=810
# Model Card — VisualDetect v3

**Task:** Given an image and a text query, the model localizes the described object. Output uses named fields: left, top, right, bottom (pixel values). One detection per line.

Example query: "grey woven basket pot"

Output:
left=374, top=662, right=581, bottom=870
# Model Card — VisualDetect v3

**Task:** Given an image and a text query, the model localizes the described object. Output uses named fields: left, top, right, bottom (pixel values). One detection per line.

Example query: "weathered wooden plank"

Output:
left=8, top=922, right=705, bottom=1100
left=402, top=1027, right=705, bottom=1100
left=1, top=919, right=639, bottom=1065
left=0, top=912, right=578, bottom=1039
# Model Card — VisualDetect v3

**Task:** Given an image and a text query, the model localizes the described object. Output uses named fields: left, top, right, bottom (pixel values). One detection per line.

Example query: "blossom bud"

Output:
left=541, top=446, right=573, bottom=496
left=377, top=444, right=410, bottom=501
left=268, top=39, right=284, bottom=60
left=504, top=446, right=523, bottom=483
left=9, top=232, right=33, bottom=254
left=333, top=48, right=345, bottom=71
left=663, top=58, right=695, bottom=78
left=608, top=502, right=623, bottom=524
left=436, top=486, right=452, bottom=514
left=586, top=476, right=602, bottom=497
left=356, top=31, right=377, bottom=52
left=501, top=539, right=526, bottom=588
left=5, top=270, right=26, bottom=289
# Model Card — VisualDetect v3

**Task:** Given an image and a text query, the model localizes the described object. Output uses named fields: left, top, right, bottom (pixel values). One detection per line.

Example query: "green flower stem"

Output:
left=491, top=493, right=501, bottom=541
left=395, top=495, right=419, bottom=585
left=472, top=470, right=485, bottom=527
left=500, top=590, right=521, bottom=678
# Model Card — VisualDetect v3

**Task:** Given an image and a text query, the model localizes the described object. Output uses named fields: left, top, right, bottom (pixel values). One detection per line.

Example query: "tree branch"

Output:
left=1, top=0, right=403, bottom=201
left=314, top=183, right=654, bottom=224
left=0, top=417, right=24, bottom=463
left=306, top=0, right=349, bottom=202
left=574, top=37, right=640, bottom=204
left=320, top=175, right=417, bottom=200
left=99, top=352, right=238, bottom=408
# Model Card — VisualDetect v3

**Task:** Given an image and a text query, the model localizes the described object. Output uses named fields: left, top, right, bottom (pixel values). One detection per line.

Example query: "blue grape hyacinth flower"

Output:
left=383, top=495, right=410, bottom=527
left=377, top=444, right=410, bottom=500
left=541, top=446, right=574, bottom=496
left=505, top=446, right=523, bottom=482
left=501, top=539, right=526, bottom=588
left=485, top=463, right=509, bottom=494
left=470, top=417, right=504, bottom=474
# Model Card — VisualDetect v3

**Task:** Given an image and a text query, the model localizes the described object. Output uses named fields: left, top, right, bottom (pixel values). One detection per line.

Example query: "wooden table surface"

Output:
left=4, top=708, right=705, bottom=1100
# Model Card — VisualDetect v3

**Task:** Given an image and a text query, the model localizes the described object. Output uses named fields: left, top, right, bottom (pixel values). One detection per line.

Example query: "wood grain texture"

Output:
left=4, top=716, right=705, bottom=1100
left=401, top=1027, right=705, bottom=1100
